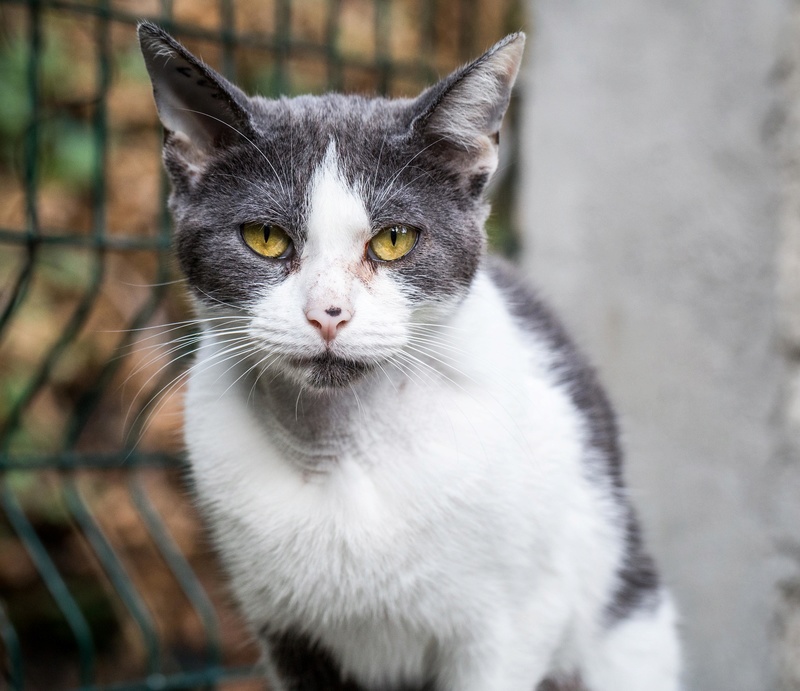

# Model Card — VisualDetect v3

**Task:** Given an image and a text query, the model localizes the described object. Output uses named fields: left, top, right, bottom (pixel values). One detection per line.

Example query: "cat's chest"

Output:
left=195, top=423, right=486, bottom=631
left=192, top=379, right=490, bottom=534
left=185, top=371, right=538, bottom=626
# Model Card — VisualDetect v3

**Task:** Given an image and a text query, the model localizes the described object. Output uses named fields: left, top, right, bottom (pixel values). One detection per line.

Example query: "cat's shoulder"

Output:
left=483, top=253, right=572, bottom=350
left=484, top=253, right=623, bottom=470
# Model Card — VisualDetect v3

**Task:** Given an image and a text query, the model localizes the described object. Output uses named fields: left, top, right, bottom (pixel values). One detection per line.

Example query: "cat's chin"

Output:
left=287, top=352, right=374, bottom=390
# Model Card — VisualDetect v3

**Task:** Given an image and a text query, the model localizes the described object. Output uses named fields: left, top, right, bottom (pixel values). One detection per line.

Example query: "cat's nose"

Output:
left=306, top=306, right=352, bottom=342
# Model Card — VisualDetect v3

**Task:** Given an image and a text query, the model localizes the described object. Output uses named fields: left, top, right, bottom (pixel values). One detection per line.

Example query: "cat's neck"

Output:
left=263, top=373, right=378, bottom=460
left=209, top=349, right=405, bottom=472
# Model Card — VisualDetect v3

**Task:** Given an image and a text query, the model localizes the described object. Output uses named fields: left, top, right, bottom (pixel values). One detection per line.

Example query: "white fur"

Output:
left=301, top=142, right=371, bottom=313
left=583, top=596, right=682, bottom=691
left=183, top=148, right=681, bottom=689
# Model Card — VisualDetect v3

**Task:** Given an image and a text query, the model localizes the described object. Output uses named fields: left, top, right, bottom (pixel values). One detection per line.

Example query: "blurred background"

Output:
left=2, top=0, right=800, bottom=690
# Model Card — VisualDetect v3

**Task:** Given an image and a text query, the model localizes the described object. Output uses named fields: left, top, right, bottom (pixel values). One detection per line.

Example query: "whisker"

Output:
left=349, top=383, right=366, bottom=423
left=121, top=335, right=200, bottom=384
left=406, top=322, right=467, bottom=333
left=175, top=107, right=289, bottom=197
left=403, top=344, right=473, bottom=383
left=295, top=386, right=306, bottom=421
left=121, top=373, right=188, bottom=463
left=124, top=337, right=256, bottom=432
left=374, top=360, right=398, bottom=393
left=123, top=331, right=252, bottom=386
left=392, top=351, right=443, bottom=388
left=401, top=346, right=534, bottom=455
left=371, top=168, right=436, bottom=211
left=371, top=137, right=446, bottom=214
left=122, top=325, right=250, bottom=360
left=218, top=345, right=280, bottom=399
left=193, top=286, right=250, bottom=313
left=125, top=338, right=260, bottom=447
left=118, top=278, right=187, bottom=288
left=407, top=334, right=467, bottom=356
left=369, top=133, right=388, bottom=202
left=214, top=172, right=283, bottom=208
left=105, top=314, right=251, bottom=339
left=248, top=353, right=281, bottom=404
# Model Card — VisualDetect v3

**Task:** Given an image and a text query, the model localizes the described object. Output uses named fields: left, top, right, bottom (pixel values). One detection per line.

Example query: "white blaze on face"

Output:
left=301, top=141, right=371, bottom=314
left=248, top=138, right=412, bottom=367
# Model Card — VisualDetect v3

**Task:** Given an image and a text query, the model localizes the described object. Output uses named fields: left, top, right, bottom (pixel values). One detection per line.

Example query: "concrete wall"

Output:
left=775, top=9, right=800, bottom=690
left=519, top=1, right=800, bottom=688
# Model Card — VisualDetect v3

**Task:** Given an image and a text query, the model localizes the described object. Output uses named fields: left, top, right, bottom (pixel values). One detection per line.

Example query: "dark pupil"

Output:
left=263, top=225, right=271, bottom=243
left=390, top=226, right=398, bottom=246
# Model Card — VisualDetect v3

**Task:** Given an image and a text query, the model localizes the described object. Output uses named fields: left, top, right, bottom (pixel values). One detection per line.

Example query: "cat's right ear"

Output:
left=408, top=33, right=525, bottom=183
left=137, top=21, right=254, bottom=183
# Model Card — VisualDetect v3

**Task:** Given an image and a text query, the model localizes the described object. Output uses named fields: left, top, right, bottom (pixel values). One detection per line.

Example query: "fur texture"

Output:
left=138, top=21, right=682, bottom=691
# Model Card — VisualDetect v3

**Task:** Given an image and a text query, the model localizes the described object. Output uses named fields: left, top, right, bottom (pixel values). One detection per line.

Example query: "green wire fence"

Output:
left=0, top=1, right=523, bottom=688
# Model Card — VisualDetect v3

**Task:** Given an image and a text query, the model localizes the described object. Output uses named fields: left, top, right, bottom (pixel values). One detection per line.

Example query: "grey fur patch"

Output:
left=607, top=513, right=661, bottom=623
left=537, top=676, right=590, bottom=691
left=298, top=353, right=374, bottom=389
left=264, top=628, right=436, bottom=691
left=485, top=256, right=661, bottom=626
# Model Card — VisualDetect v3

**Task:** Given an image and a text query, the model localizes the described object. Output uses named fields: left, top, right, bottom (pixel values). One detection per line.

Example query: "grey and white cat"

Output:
left=138, top=22, right=681, bottom=691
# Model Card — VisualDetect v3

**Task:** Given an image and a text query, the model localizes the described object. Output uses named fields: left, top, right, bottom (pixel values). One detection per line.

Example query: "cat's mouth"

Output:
left=288, top=352, right=373, bottom=389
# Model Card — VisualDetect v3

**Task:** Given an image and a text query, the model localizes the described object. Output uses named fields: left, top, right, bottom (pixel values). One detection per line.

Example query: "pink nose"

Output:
left=306, top=306, right=352, bottom=342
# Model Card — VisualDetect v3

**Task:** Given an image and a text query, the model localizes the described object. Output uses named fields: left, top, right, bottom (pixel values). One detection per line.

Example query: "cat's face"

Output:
left=139, top=23, right=524, bottom=390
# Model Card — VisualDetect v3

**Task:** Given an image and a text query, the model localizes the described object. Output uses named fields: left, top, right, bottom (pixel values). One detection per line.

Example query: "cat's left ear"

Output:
left=410, top=32, right=525, bottom=176
left=138, top=21, right=255, bottom=183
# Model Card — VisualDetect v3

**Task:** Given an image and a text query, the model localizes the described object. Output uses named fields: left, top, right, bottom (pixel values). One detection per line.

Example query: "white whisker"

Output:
left=123, top=330, right=252, bottom=386
left=118, top=278, right=187, bottom=288
left=248, top=353, right=281, bottom=404
left=295, top=386, right=306, bottom=421
left=175, top=107, right=289, bottom=197
left=124, top=336, right=257, bottom=435
left=371, top=137, right=446, bottom=214
left=349, top=383, right=366, bottom=423
left=374, top=360, right=398, bottom=393
left=407, top=334, right=467, bottom=356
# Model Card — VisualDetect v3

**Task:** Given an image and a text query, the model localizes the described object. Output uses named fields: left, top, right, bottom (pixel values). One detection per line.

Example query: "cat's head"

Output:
left=138, top=22, right=524, bottom=390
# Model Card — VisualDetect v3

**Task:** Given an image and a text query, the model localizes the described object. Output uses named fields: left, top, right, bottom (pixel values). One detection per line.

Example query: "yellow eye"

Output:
left=368, top=225, right=419, bottom=262
left=241, top=222, right=292, bottom=258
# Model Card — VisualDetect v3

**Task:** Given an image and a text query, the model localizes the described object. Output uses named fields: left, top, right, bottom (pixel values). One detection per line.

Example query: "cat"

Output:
left=138, top=21, right=682, bottom=691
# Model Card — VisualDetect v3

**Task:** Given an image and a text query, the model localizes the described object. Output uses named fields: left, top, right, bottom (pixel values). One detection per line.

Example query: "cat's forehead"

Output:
left=203, top=92, right=426, bottom=232
left=304, top=139, right=371, bottom=254
left=249, top=93, right=413, bottom=157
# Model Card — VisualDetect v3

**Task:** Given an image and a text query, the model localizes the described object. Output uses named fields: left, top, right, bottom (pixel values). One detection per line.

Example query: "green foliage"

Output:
left=0, top=36, right=30, bottom=140
left=0, top=22, right=95, bottom=189
left=39, top=119, right=95, bottom=190
left=114, top=40, right=150, bottom=82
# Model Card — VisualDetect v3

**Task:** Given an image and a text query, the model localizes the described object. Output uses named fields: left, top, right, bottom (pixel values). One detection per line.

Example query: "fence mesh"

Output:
left=0, top=1, right=524, bottom=688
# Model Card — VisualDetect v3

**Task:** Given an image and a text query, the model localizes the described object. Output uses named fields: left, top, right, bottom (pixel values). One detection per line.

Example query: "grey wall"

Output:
left=519, top=0, right=800, bottom=689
